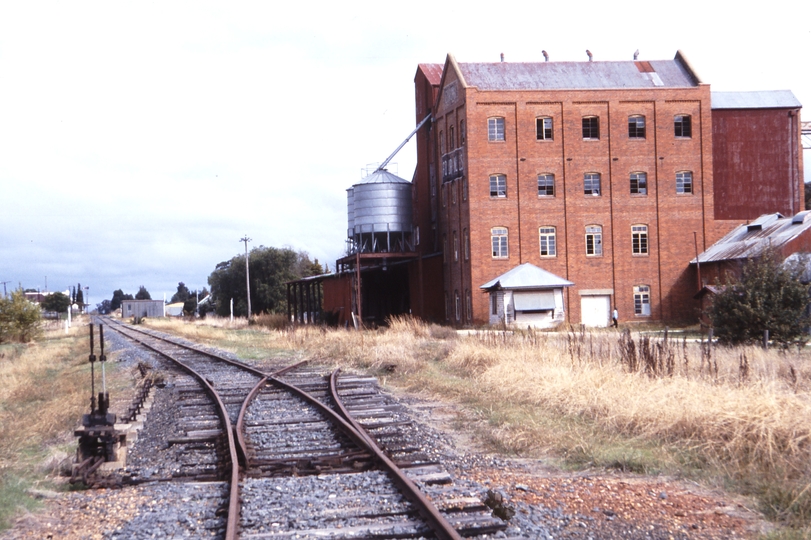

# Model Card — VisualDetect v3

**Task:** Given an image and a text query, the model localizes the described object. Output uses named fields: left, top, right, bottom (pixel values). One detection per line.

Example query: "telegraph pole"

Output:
left=240, top=236, right=252, bottom=319
left=0, top=281, right=9, bottom=297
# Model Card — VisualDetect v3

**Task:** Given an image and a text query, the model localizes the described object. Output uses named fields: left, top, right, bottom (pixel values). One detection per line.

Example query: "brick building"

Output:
left=411, top=51, right=803, bottom=327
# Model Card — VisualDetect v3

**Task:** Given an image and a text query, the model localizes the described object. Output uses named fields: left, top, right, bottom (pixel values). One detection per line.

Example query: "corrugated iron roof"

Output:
left=693, top=212, right=811, bottom=264
left=480, top=263, right=574, bottom=290
left=711, top=90, right=802, bottom=109
left=356, top=169, right=410, bottom=186
left=457, top=58, right=696, bottom=91
left=417, top=63, right=443, bottom=85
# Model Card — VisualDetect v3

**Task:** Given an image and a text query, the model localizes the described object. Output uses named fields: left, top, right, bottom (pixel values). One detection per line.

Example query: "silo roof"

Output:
left=457, top=58, right=697, bottom=91
left=356, top=169, right=411, bottom=186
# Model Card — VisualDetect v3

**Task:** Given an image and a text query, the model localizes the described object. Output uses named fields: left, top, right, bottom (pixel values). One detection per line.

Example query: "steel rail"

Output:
left=103, top=319, right=242, bottom=540
left=329, top=369, right=464, bottom=540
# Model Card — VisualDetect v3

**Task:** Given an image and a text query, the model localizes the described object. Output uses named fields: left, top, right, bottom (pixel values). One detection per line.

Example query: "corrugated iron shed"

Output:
left=481, top=263, right=574, bottom=290
left=457, top=59, right=696, bottom=91
left=712, top=90, right=802, bottom=109
left=417, top=63, right=443, bottom=85
left=693, top=212, right=811, bottom=263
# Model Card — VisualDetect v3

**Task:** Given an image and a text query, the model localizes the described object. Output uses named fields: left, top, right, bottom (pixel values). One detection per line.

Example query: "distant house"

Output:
left=121, top=299, right=165, bottom=318
left=480, top=263, right=574, bottom=328
left=165, top=302, right=185, bottom=317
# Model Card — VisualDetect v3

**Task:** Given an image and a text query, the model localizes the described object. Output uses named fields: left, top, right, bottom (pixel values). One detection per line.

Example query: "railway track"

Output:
left=99, top=318, right=511, bottom=539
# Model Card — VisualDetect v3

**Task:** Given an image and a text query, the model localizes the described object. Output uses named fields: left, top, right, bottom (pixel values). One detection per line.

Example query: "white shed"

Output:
left=480, top=263, right=574, bottom=328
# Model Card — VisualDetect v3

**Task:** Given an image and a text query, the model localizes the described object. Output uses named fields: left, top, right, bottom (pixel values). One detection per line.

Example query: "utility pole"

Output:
left=0, top=281, right=9, bottom=297
left=240, top=235, right=252, bottom=319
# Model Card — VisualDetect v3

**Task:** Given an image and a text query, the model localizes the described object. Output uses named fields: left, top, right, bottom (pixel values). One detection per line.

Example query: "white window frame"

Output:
left=490, top=174, right=507, bottom=198
left=632, top=224, right=649, bottom=255
left=634, top=285, right=651, bottom=316
left=539, top=226, right=556, bottom=257
left=537, top=174, right=555, bottom=197
left=491, top=227, right=508, bottom=258
left=584, top=173, right=601, bottom=196
left=676, top=171, right=693, bottom=194
left=585, top=225, right=603, bottom=256
left=488, top=117, right=505, bottom=142
left=536, top=117, right=553, bottom=140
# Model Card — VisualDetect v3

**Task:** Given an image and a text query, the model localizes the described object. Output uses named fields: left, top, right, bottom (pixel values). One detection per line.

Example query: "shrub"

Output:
left=0, top=290, right=42, bottom=344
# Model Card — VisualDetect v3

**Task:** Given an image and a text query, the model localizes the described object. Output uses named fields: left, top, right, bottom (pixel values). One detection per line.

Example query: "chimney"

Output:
left=500, top=53, right=505, bottom=62
left=542, top=50, right=549, bottom=62
left=586, top=50, right=593, bottom=62
left=634, top=49, right=640, bottom=60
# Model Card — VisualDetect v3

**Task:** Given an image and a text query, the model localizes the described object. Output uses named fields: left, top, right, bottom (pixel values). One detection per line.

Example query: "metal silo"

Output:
left=348, top=169, right=413, bottom=254
left=346, top=186, right=355, bottom=238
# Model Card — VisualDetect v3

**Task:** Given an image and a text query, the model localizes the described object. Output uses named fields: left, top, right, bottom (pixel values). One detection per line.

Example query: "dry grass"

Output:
left=146, top=315, right=811, bottom=532
left=0, top=317, right=132, bottom=529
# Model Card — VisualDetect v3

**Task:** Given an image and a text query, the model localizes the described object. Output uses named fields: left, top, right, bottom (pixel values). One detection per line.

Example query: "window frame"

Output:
left=582, top=116, right=600, bottom=140
left=674, top=114, right=692, bottom=138
left=585, top=225, right=603, bottom=257
left=632, top=224, right=649, bottom=255
left=630, top=172, right=648, bottom=195
left=628, top=115, right=646, bottom=139
left=453, top=230, right=459, bottom=261
left=539, top=226, right=556, bottom=257
left=449, top=126, right=455, bottom=150
left=536, top=116, right=553, bottom=141
left=488, top=117, right=505, bottom=142
left=460, top=119, right=466, bottom=145
left=463, top=228, right=469, bottom=260
left=491, top=227, right=509, bottom=259
left=537, top=173, right=555, bottom=197
left=584, top=173, right=601, bottom=196
left=439, top=130, right=444, bottom=154
left=489, top=174, right=507, bottom=198
left=634, top=285, right=651, bottom=316
left=676, top=171, right=693, bottom=194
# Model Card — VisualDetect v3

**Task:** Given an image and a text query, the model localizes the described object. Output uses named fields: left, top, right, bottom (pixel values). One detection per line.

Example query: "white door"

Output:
left=581, top=295, right=610, bottom=327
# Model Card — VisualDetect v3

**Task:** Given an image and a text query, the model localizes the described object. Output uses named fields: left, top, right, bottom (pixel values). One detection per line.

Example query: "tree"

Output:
left=208, top=246, right=318, bottom=317
left=75, top=283, right=84, bottom=307
left=96, top=300, right=113, bottom=315
left=41, top=292, right=71, bottom=313
left=171, top=282, right=191, bottom=304
left=135, top=286, right=151, bottom=300
left=709, top=249, right=810, bottom=346
left=805, top=182, right=811, bottom=211
left=0, top=289, right=42, bottom=343
left=110, top=289, right=133, bottom=311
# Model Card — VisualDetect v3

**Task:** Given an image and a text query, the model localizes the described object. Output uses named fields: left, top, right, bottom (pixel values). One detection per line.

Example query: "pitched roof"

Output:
left=693, top=212, right=811, bottom=263
left=712, top=90, right=801, bottom=109
left=480, top=263, right=574, bottom=290
left=455, top=53, right=698, bottom=91
left=416, top=63, right=443, bottom=85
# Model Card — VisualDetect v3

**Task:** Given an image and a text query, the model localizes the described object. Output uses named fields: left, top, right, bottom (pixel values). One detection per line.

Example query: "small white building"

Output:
left=480, top=263, right=574, bottom=328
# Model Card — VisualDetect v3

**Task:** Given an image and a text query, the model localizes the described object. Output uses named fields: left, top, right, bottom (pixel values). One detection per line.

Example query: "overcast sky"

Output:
left=1, top=1, right=809, bottom=305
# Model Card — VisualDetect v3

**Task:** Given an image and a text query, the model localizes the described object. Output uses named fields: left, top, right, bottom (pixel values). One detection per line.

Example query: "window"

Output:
left=440, top=130, right=444, bottom=154
left=452, top=181, right=457, bottom=204
left=585, top=225, right=602, bottom=256
left=537, top=174, right=555, bottom=196
left=634, top=285, right=651, bottom=316
left=443, top=234, right=447, bottom=263
left=674, top=115, right=692, bottom=138
left=490, top=174, right=507, bottom=198
left=630, top=172, right=647, bottom=195
left=453, top=231, right=459, bottom=261
left=491, top=293, right=498, bottom=315
left=441, top=183, right=446, bottom=207
left=628, top=115, right=646, bottom=139
left=676, top=171, right=693, bottom=194
left=463, top=228, right=469, bottom=260
left=584, top=173, right=601, bottom=196
left=462, top=177, right=468, bottom=201
left=536, top=117, right=553, bottom=140
left=539, top=227, right=556, bottom=257
left=582, top=116, right=599, bottom=139
left=460, top=119, right=466, bottom=145
left=488, top=117, right=505, bottom=141
left=455, top=291, right=460, bottom=321
left=415, top=226, right=420, bottom=246
left=491, top=227, right=508, bottom=258
left=449, top=126, right=455, bottom=150
left=632, top=224, right=649, bottom=255
left=465, top=290, right=472, bottom=322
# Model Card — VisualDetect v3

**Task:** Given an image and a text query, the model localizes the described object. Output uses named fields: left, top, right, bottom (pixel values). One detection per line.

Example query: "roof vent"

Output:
left=633, top=49, right=639, bottom=60
left=500, top=53, right=505, bottom=62
left=542, top=50, right=549, bottom=62
left=586, top=49, right=593, bottom=62
left=792, top=210, right=811, bottom=224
